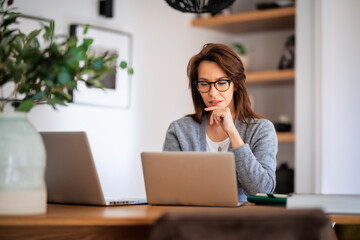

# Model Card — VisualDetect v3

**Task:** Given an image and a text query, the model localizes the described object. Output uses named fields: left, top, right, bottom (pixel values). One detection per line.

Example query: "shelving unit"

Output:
left=191, top=7, right=295, bottom=34
left=246, top=69, right=295, bottom=84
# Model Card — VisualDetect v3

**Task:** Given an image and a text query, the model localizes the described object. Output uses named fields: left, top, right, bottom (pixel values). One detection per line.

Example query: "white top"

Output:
left=206, top=134, right=231, bottom=152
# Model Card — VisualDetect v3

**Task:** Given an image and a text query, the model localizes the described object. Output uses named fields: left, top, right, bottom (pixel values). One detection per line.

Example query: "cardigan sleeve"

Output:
left=162, top=122, right=182, bottom=151
left=230, top=120, right=278, bottom=196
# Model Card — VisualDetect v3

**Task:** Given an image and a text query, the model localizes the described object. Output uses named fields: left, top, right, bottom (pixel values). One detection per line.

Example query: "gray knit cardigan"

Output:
left=162, top=114, right=278, bottom=201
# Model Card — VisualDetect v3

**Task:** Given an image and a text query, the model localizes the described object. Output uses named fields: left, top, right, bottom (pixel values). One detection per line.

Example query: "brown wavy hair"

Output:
left=186, top=43, right=262, bottom=124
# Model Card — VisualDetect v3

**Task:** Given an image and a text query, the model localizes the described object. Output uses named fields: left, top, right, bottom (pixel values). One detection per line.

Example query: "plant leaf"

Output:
left=32, top=91, right=45, bottom=100
left=43, top=21, right=54, bottom=41
left=83, top=24, right=89, bottom=34
left=128, top=67, right=134, bottom=75
left=92, top=58, right=103, bottom=70
left=79, top=38, right=93, bottom=52
left=120, top=61, right=127, bottom=69
left=17, top=99, right=34, bottom=112
left=233, top=43, right=246, bottom=55
left=58, top=68, right=72, bottom=84
left=26, top=29, right=42, bottom=42
left=0, top=12, right=20, bottom=28
left=3, top=28, right=16, bottom=38
left=54, top=91, right=72, bottom=101
left=67, top=81, right=77, bottom=90
left=104, top=53, right=118, bottom=63
left=49, top=20, right=55, bottom=39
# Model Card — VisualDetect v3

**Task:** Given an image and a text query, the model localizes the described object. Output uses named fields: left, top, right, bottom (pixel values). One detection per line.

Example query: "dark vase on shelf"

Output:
left=275, top=163, right=294, bottom=194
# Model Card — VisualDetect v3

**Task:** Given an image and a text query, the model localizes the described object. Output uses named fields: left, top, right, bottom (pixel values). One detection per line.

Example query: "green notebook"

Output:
left=247, top=193, right=287, bottom=206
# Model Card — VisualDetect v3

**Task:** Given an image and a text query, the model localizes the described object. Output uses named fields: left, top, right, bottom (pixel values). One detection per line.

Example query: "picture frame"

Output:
left=69, top=24, right=133, bottom=109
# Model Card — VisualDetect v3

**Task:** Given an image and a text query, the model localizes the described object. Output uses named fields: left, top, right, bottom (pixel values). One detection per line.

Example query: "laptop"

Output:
left=141, top=152, right=244, bottom=207
left=40, top=131, right=147, bottom=206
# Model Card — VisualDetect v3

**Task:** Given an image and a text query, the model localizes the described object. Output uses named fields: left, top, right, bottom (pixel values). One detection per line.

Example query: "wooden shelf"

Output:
left=277, top=132, right=295, bottom=143
left=191, top=7, right=295, bottom=34
left=246, top=69, right=295, bottom=84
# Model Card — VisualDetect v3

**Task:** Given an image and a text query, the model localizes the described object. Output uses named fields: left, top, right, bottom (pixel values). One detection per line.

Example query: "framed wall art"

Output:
left=70, top=24, right=132, bottom=109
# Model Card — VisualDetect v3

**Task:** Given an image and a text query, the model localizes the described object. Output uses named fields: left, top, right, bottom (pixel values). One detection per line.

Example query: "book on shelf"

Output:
left=286, top=194, right=360, bottom=214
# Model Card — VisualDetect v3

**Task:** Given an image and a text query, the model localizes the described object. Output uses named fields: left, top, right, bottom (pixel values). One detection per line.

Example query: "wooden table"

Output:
left=1, top=203, right=359, bottom=239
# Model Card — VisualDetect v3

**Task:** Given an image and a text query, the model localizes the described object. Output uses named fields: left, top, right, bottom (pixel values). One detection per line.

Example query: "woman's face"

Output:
left=197, top=60, right=235, bottom=112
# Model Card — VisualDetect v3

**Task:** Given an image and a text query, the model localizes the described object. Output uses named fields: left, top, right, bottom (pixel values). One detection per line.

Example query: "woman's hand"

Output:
left=205, top=106, right=236, bottom=134
left=205, top=106, right=245, bottom=148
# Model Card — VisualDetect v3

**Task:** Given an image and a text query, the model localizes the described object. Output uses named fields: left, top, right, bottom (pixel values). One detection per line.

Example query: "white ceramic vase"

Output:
left=0, top=112, right=47, bottom=215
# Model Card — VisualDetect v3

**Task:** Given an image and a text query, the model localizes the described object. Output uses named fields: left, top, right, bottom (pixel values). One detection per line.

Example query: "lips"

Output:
left=209, top=100, right=222, bottom=106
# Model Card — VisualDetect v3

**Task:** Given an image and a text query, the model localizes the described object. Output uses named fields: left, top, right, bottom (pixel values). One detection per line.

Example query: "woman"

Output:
left=163, top=43, right=278, bottom=201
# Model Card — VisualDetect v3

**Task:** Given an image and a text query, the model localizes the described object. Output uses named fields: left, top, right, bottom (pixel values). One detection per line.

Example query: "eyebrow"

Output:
left=198, top=76, right=230, bottom=81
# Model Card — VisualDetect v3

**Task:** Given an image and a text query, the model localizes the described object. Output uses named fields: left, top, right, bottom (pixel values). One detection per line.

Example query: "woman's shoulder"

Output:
left=242, top=118, right=276, bottom=136
left=166, top=116, right=202, bottom=137
left=246, top=118, right=273, bottom=127
left=170, top=116, right=200, bottom=128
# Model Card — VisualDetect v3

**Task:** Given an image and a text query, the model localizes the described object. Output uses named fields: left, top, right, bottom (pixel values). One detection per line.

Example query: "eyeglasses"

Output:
left=194, top=79, right=232, bottom=93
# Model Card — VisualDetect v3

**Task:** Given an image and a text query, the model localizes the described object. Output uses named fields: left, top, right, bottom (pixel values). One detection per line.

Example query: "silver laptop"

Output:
left=141, top=152, right=243, bottom=207
left=40, top=132, right=147, bottom=206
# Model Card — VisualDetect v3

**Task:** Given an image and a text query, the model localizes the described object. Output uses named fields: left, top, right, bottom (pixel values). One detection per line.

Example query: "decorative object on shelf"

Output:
left=275, top=163, right=294, bottom=194
left=274, top=114, right=292, bottom=132
left=165, top=0, right=235, bottom=15
left=233, top=43, right=251, bottom=71
left=256, top=0, right=295, bottom=10
left=0, top=0, right=130, bottom=215
left=70, top=24, right=133, bottom=108
left=278, top=34, right=295, bottom=70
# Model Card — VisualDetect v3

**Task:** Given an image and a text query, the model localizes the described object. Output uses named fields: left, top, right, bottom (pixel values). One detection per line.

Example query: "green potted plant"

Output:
left=233, top=43, right=250, bottom=71
left=0, top=0, right=133, bottom=215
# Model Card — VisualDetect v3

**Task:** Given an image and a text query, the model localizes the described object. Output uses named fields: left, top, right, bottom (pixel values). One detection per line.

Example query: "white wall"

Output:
left=295, top=0, right=317, bottom=193
left=11, top=0, right=235, bottom=198
left=296, top=0, right=360, bottom=194
left=320, top=0, right=360, bottom=194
